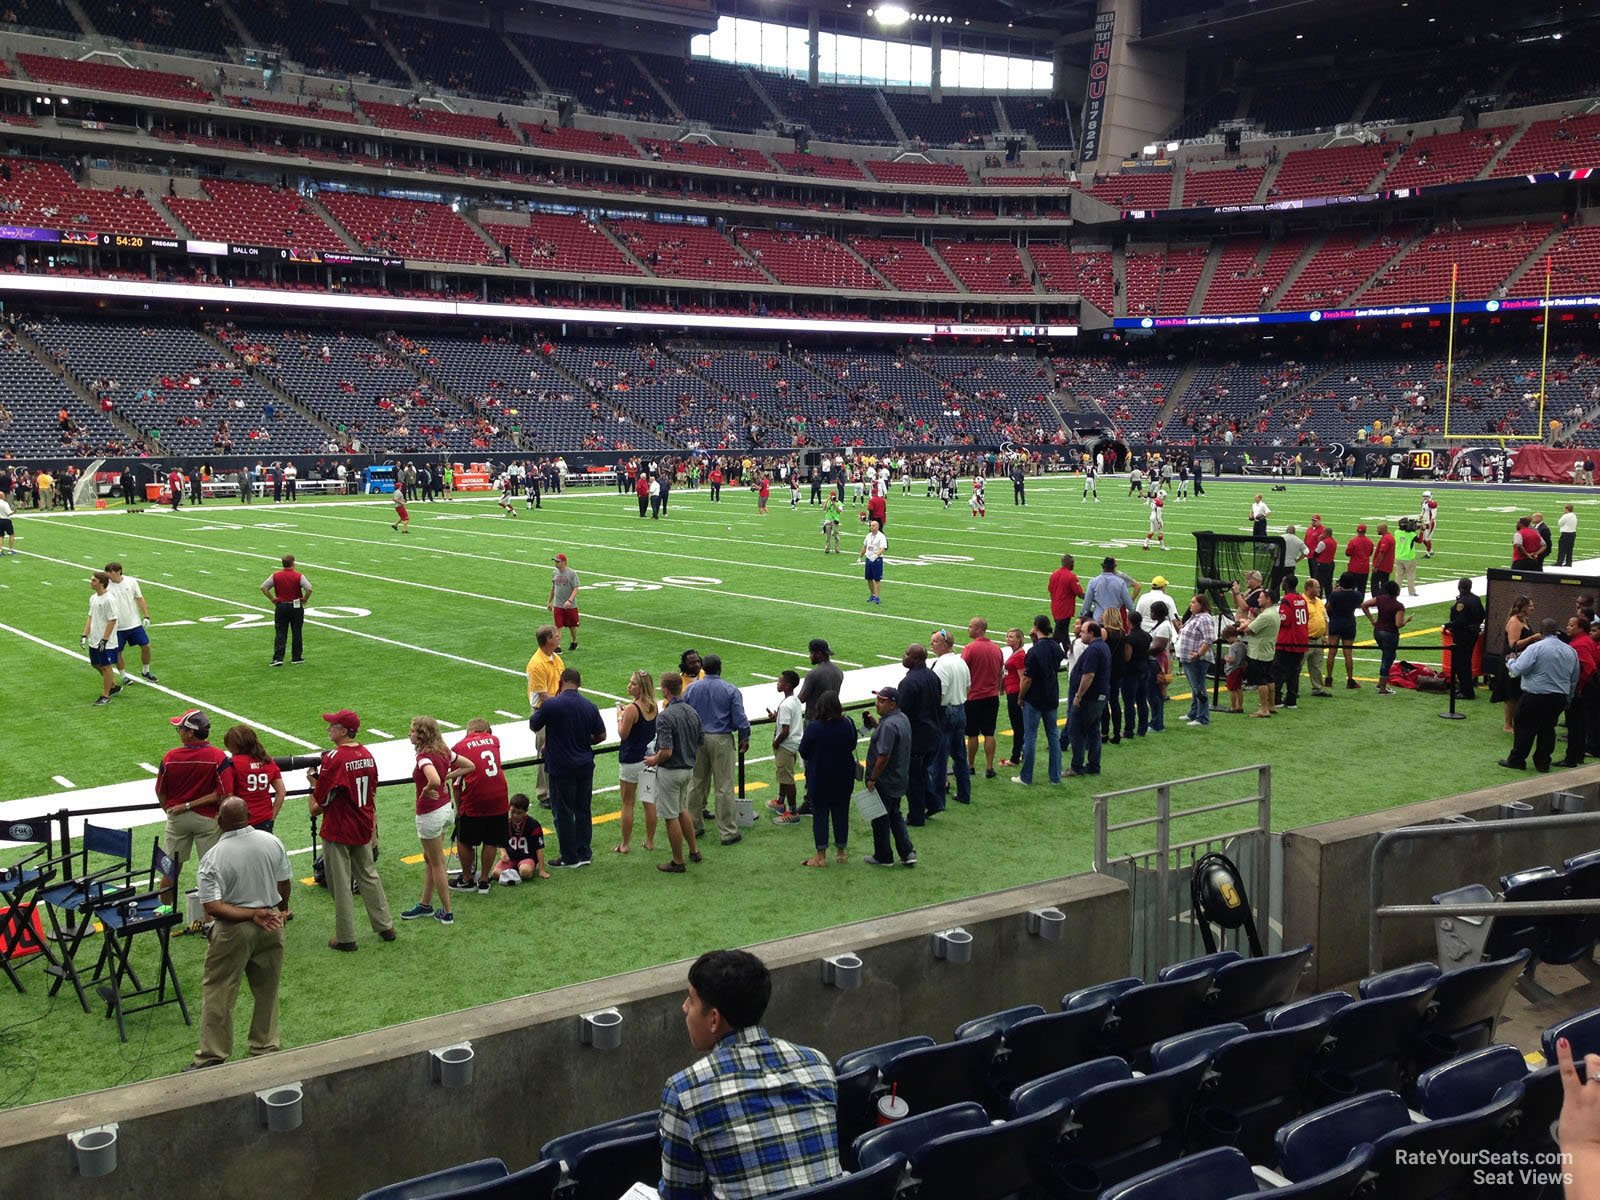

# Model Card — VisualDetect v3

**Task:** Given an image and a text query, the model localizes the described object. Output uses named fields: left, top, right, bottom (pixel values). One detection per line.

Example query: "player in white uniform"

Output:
left=496, top=475, right=518, bottom=517
left=1419, top=491, right=1438, bottom=557
left=969, top=477, right=986, bottom=519
left=900, top=462, right=912, bottom=495
left=852, top=471, right=866, bottom=505
left=1144, top=489, right=1169, bottom=551
left=1129, top=466, right=1144, bottom=497
left=1083, top=462, right=1098, bottom=502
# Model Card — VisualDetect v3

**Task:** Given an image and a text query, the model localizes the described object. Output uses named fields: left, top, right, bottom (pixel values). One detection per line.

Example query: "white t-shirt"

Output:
left=774, top=694, right=803, bottom=752
left=1251, top=501, right=1271, bottom=521
left=1136, top=589, right=1172, bottom=624
left=88, top=590, right=118, bottom=644
left=932, top=652, right=971, bottom=707
left=107, top=576, right=144, bottom=632
left=863, top=531, right=887, bottom=561
left=1560, top=511, right=1578, bottom=534
left=0, top=497, right=13, bottom=519
left=1150, top=620, right=1177, bottom=656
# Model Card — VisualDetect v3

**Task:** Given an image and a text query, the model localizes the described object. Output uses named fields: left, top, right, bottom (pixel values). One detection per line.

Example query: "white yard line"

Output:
left=52, top=775, right=75, bottom=788
left=0, top=620, right=321, bottom=749
left=495, top=709, right=524, bottom=720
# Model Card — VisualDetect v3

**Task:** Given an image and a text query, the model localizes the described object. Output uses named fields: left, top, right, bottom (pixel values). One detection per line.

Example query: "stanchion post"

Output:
left=1439, top=639, right=1466, bottom=720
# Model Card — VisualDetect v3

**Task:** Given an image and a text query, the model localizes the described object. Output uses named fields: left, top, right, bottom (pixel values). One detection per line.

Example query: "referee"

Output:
left=260, top=554, right=312, bottom=667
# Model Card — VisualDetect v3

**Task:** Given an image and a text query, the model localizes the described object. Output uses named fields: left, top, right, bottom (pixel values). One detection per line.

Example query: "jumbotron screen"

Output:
left=1482, top=567, right=1600, bottom=666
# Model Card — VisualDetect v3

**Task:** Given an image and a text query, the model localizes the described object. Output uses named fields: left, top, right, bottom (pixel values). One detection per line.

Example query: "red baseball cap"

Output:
left=553, top=554, right=567, bottom=563
left=321, top=709, right=361, bottom=732
left=170, top=708, right=210, bottom=735
left=1357, top=523, right=1368, bottom=532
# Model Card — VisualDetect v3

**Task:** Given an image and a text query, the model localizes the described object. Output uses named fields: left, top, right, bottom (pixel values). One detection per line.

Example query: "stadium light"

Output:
left=870, top=4, right=910, bottom=25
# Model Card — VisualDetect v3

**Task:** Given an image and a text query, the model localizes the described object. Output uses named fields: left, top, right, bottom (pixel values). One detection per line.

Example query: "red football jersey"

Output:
left=220, top=753, right=283, bottom=826
left=413, top=749, right=453, bottom=816
left=452, top=732, right=509, bottom=817
left=156, top=744, right=227, bottom=816
left=1276, top=593, right=1310, bottom=652
left=313, top=742, right=378, bottom=845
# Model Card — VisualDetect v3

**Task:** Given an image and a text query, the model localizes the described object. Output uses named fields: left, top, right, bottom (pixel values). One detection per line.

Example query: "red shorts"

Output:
left=394, top=505, right=409, bottom=520
left=553, top=606, right=579, bottom=630
left=1225, top=668, right=1245, bottom=691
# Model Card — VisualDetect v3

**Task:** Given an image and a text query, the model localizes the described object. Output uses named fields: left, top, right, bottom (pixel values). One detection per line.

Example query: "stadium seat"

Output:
left=1009, top=1055, right=1208, bottom=1195
left=1156, top=951, right=1240, bottom=981
left=565, top=1132, right=660, bottom=1200
left=996, top=1002, right=1113, bottom=1089
left=1276, top=1088, right=1518, bottom=1199
left=835, top=1065, right=879, bottom=1167
left=355, top=1159, right=509, bottom=1200
left=1562, top=850, right=1600, bottom=950
left=1151, top=1019, right=1329, bottom=1160
left=538, top=1111, right=656, bottom=1171
left=880, top=1031, right=1001, bottom=1115
left=1164, top=944, right=1314, bottom=1028
left=836, top=1036, right=937, bottom=1076
left=953, top=1004, right=1046, bottom=1041
left=1413, top=1043, right=1527, bottom=1118
left=1541, top=1004, right=1600, bottom=1060
left=442, top=1160, right=559, bottom=1200
left=1361, top=951, right=1529, bottom=1061
left=851, top=1101, right=989, bottom=1169
left=898, top=1106, right=1060, bottom=1200
left=781, top=1155, right=905, bottom=1199
left=1273, top=984, right=1436, bottom=1098
left=1063, top=973, right=1214, bottom=1068
left=1099, top=1144, right=1370, bottom=1200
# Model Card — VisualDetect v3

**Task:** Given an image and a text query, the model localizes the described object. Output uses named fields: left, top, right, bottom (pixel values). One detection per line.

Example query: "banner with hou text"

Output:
left=1079, top=11, right=1115, bottom=164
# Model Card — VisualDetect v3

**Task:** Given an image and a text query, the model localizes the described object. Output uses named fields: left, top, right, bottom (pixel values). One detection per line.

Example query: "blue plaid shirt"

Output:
left=659, top=1026, right=842, bottom=1200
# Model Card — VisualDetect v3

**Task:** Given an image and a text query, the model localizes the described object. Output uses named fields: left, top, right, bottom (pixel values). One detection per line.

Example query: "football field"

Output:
left=0, top=473, right=1586, bottom=1107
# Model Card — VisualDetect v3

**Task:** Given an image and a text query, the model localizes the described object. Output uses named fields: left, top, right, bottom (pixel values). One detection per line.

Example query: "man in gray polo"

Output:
left=186, top=797, right=290, bottom=1070
left=863, top=686, right=915, bottom=868
left=647, top=672, right=704, bottom=873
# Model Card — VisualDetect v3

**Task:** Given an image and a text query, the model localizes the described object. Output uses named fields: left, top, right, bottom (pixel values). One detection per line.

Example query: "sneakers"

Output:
left=862, top=856, right=891, bottom=867
left=94, top=695, right=111, bottom=705
left=433, top=910, right=454, bottom=926
left=985, top=769, right=997, bottom=779
left=1010, top=776, right=1028, bottom=785
left=657, top=861, right=686, bottom=874
left=142, top=670, right=159, bottom=681
left=765, top=799, right=785, bottom=814
left=449, top=876, right=477, bottom=892
left=773, top=812, right=801, bottom=825
left=400, top=903, right=434, bottom=920
left=901, top=851, right=918, bottom=867
left=477, top=880, right=490, bottom=895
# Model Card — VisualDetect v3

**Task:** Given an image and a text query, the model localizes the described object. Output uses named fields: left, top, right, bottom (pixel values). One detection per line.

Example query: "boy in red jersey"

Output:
left=391, top=494, right=409, bottom=533
left=450, top=717, right=510, bottom=895
left=493, top=794, right=549, bottom=884
left=306, top=709, right=395, bottom=951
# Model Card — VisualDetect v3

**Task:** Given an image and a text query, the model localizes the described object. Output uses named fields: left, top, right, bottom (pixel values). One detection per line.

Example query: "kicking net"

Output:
left=1192, top=532, right=1288, bottom=619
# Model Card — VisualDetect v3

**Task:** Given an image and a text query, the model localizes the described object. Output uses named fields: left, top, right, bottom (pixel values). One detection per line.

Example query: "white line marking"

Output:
left=495, top=709, right=523, bottom=720
left=436, top=719, right=462, bottom=729
left=369, top=728, right=392, bottom=739
left=138, top=762, right=160, bottom=775
left=876, top=654, right=903, bottom=662
left=52, top=775, right=75, bottom=788
left=750, top=672, right=779, bottom=681
left=0, top=620, right=321, bottom=749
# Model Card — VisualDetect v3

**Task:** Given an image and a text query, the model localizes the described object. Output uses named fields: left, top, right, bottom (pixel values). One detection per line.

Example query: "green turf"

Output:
left=0, top=476, right=1583, bottom=1108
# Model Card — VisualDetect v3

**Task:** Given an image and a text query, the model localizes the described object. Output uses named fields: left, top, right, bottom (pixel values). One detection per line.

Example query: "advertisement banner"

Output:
left=1080, top=11, right=1115, bottom=164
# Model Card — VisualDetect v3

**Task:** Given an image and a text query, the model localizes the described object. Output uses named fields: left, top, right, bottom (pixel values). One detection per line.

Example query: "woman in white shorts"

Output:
left=614, top=670, right=658, bottom=854
left=401, top=716, right=473, bottom=925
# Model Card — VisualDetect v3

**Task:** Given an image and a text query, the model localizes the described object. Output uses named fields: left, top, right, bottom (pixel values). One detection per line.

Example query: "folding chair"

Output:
left=0, top=813, right=62, bottom=993
left=90, top=840, right=190, bottom=1042
left=37, top=823, right=134, bottom=1012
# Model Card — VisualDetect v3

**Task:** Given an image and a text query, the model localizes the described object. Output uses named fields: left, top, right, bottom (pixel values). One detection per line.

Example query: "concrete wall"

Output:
left=1284, top=765, right=1600, bottom=990
left=0, top=873, right=1129, bottom=1200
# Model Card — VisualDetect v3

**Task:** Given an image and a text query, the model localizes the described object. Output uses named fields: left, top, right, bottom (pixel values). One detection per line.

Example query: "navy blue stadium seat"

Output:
left=356, top=1159, right=508, bottom=1200
left=996, top=1001, right=1112, bottom=1090
left=1364, top=951, right=1529, bottom=1066
left=851, top=1101, right=989, bottom=1169
left=1098, top=1144, right=1370, bottom=1200
left=567, top=1132, right=660, bottom=1200
left=1063, top=974, right=1214, bottom=1068
left=881, top=1031, right=1001, bottom=1115
left=444, top=1160, right=560, bottom=1200
left=1009, top=1054, right=1208, bottom=1197
left=780, top=1155, right=905, bottom=1200
left=1152, top=1018, right=1329, bottom=1160
left=1271, top=984, right=1436, bottom=1097
left=835, top=1065, right=880, bottom=1168
left=538, top=1111, right=655, bottom=1171
left=1562, top=849, right=1600, bottom=949
left=836, top=1036, right=937, bottom=1077
left=1541, top=1004, right=1600, bottom=1060
left=954, top=1003, right=1046, bottom=1041
left=1266, top=990, right=1353, bottom=1029
left=1156, top=951, right=1240, bottom=981
left=1359, top=961, right=1443, bottom=998
left=905, top=1106, right=1060, bottom=1200
left=1413, top=1043, right=1527, bottom=1118
left=1199, top=944, right=1315, bottom=1027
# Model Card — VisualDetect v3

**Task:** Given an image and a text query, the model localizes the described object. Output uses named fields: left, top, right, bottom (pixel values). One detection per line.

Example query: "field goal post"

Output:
left=1440, top=257, right=1553, bottom=446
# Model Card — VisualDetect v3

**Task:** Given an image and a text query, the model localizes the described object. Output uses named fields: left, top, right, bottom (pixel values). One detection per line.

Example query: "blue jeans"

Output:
left=1121, top=669, right=1150, bottom=736
left=1375, top=629, right=1399, bottom=687
left=1147, top=660, right=1166, bottom=731
left=1069, top=696, right=1107, bottom=774
left=1183, top=658, right=1211, bottom=724
left=928, top=705, right=971, bottom=805
left=1018, top=701, right=1062, bottom=784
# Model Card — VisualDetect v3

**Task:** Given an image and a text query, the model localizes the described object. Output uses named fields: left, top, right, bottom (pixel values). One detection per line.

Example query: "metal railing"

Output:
left=1094, top=764, right=1273, bottom=977
left=1367, top=807, right=1600, bottom=973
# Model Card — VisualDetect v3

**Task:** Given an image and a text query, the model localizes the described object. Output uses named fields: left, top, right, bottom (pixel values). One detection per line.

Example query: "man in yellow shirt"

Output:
left=525, top=624, right=565, bottom=809
left=1303, top=578, right=1332, bottom=698
left=36, top=469, right=54, bottom=510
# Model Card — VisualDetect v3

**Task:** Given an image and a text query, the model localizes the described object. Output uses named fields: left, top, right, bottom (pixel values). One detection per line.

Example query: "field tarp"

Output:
left=1512, top=445, right=1588, bottom=483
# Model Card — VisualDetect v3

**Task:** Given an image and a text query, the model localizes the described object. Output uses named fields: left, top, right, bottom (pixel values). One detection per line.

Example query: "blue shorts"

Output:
left=89, top=644, right=118, bottom=668
left=864, top=558, right=884, bottom=582
left=117, top=627, right=150, bottom=649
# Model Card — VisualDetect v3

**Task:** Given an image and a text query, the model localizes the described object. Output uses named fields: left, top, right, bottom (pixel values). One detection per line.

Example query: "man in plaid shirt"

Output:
left=659, top=950, right=842, bottom=1199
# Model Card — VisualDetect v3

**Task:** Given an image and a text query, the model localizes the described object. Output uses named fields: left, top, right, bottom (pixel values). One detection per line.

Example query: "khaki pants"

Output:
left=322, top=840, right=393, bottom=944
left=534, top=726, right=548, bottom=802
left=195, top=918, right=284, bottom=1065
left=1396, top=560, right=1418, bottom=593
left=1305, top=636, right=1327, bottom=693
left=163, top=809, right=220, bottom=886
left=690, top=733, right=738, bottom=841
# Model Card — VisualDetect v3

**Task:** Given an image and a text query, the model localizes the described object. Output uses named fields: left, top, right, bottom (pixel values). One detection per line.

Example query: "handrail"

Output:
left=1367, top=809, right=1600, bottom=972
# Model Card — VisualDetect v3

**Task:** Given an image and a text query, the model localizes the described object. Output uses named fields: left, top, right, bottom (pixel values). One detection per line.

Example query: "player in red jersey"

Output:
left=449, top=717, right=510, bottom=895
left=391, top=494, right=409, bottom=533
left=306, top=709, right=395, bottom=950
left=220, top=724, right=286, bottom=834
